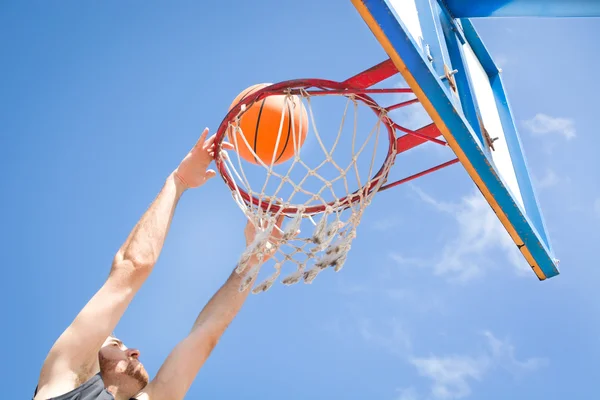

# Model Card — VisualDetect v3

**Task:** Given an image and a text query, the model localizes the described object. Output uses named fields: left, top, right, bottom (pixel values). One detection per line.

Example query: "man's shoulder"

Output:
left=34, top=374, right=114, bottom=400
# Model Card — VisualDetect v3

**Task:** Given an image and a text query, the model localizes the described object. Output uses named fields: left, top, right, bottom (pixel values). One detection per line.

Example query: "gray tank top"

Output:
left=33, top=373, right=135, bottom=400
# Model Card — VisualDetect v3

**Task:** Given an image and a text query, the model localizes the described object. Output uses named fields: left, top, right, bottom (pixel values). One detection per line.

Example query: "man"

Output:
left=33, top=129, right=283, bottom=400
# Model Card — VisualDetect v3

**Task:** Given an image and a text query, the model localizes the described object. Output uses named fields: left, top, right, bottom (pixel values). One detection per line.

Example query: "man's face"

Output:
left=98, top=336, right=149, bottom=393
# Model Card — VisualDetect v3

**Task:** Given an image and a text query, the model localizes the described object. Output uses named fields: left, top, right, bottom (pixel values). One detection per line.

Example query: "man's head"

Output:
left=98, top=335, right=149, bottom=395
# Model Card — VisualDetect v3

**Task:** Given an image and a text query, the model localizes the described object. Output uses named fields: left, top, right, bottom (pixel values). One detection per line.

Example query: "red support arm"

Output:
left=396, top=123, right=444, bottom=153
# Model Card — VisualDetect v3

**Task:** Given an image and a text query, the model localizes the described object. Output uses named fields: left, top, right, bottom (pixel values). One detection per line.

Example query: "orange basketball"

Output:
left=228, top=83, right=308, bottom=165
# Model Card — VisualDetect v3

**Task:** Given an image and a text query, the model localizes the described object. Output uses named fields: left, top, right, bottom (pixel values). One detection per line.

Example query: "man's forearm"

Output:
left=190, top=263, right=257, bottom=336
left=138, top=263, right=257, bottom=400
left=114, top=172, right=187, bottom=273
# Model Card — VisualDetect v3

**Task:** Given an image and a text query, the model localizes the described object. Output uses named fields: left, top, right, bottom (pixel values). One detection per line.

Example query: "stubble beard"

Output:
left=100, top=354, right=150, bottom=392
left=123, top=359, right=149, bottom=388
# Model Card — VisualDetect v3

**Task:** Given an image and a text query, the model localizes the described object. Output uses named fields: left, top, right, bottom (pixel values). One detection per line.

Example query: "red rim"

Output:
left=213, top=79, right=402, bottom=216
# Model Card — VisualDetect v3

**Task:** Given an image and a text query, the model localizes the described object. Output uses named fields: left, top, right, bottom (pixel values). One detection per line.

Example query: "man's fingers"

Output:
left=208, top=141, right=234, bottom=153
left=268, top=213, right=287, bottom=242
left=205, top=169, right=216, bottom=180
left=190, top=128, right=234, bottom=155
left=208, top=150, right=229, bottom=161
left=275, top=213, right=285, bottom=228
left=193, top=128, right=209, bottom=150
left=203, top=133, right=216, bottom=149
left=221, top=141, right=235, bottom=150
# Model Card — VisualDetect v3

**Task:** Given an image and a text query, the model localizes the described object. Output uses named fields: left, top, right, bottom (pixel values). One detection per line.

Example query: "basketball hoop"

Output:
left=213, top=60, right=457, bottom=293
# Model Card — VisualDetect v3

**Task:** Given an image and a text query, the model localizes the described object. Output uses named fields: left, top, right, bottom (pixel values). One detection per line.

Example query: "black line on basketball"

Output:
left=275, top=103, right=293, bottom=163
left=253, top=99, right=266, bottom=164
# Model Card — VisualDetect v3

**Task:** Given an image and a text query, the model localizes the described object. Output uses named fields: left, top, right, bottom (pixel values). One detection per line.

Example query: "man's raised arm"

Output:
left=34, top=129, right=224, bottom=400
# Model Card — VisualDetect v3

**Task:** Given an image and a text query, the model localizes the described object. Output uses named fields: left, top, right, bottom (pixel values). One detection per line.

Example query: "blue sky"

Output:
left=2, top=1, right=599, bottom=399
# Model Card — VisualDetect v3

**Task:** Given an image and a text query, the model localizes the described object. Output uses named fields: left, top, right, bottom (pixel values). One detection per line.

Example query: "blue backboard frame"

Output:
left=352, top=0, right=560, bottom=280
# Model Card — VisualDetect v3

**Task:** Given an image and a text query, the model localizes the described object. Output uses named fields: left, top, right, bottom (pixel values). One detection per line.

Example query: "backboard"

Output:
left=351, top=0, right=569, bottom=280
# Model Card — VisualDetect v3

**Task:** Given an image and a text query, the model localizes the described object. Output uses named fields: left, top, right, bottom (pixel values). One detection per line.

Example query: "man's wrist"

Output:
left=170, top=171, right=188, bottom=196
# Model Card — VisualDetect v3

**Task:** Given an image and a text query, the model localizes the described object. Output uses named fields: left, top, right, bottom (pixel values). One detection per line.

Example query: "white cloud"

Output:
left=434, top=193, right=527, bottom=281
left=350, top=312, right=547, bottom=400
left=534, top=169, right=560, bottom=190
left=391, top=104, right=433, bottom=131
left=482, top=331, right=549, bottom=376
left=410, top=332, right=548, bottom=400
left=389, top=252, right=430, bottom=268
left=409, top=186, right=529, bottom=282
left=387, top=79, right=433, bottom=131
left=409, top=186, right=454, bottom=213
left=523, top=113, right=576, bottom=140
left=359, top=317, right=412, bottom=355
left=411, top=355, right=488, bottom=399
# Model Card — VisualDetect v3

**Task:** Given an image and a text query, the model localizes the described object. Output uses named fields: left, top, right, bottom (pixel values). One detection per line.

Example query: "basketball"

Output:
left=227, top=83, right=308, bottom=165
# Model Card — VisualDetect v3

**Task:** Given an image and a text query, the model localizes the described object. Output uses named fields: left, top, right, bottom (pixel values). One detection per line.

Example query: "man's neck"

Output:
left=105, top=384, right=136, bottom=400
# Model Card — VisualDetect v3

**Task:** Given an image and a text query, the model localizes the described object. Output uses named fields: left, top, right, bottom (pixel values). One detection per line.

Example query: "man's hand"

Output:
left=174, top=128, right=234, bottom=189
left=243, top=213, right=287, bottom=266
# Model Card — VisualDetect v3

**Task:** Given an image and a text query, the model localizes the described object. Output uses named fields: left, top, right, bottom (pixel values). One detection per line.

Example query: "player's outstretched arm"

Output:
left=34, top=129, right=227, bottom=400
left=141, top=215, right=286, bottom=400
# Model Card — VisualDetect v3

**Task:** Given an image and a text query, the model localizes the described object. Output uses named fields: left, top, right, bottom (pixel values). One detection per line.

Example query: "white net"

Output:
left=220, top=88, right=397, bottom=293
